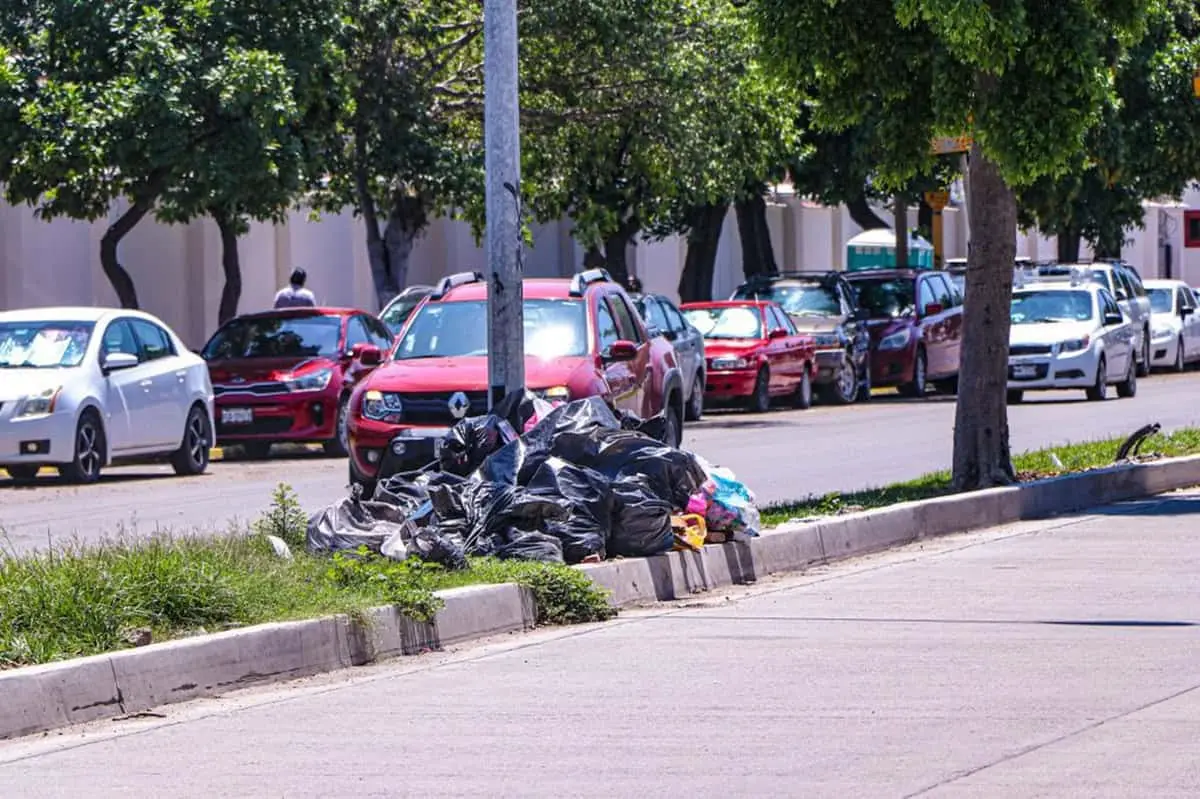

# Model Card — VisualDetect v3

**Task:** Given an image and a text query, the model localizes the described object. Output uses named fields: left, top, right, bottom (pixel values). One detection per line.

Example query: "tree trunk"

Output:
left=951, top=138, right=1018, bottom=491
left=917, top=197, right=933, bottom=243
left=100, top=199, right=154, bottom=309
left=601, top=217, right=640, bottom=288
left=1093, top=226, right=1122, bottom=260
left=847, top=193, right=888, bottom=230
left=381, top=194, right=427, bottom=307
left=893, top=197, right=909, bottom=268
left=583, top=246, right=606, bottom=270
left=736, top=193, right=779, bottom=278
left=212, top=210, right=242, bottom=325
left=352, top=128, right=398, bottom=310
left=1057, top=226, right=1082, bottom=263
left=678, top=202, right=728, bottom=302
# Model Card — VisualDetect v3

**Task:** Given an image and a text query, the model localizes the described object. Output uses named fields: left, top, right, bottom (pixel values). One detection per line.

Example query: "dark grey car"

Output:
left=632, top=293, right=707, bottom=420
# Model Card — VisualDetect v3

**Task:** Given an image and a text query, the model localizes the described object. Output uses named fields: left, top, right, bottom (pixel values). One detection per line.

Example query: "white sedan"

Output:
left=0, top=307, right=214, bottom=483
left=1006, top=281, right=1138, bottom=403
left=1144, top=279, right=1200, bottom=371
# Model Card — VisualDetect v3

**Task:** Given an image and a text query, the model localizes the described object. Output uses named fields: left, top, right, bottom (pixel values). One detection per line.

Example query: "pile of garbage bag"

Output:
left=307, top=391, right=761, bottom=568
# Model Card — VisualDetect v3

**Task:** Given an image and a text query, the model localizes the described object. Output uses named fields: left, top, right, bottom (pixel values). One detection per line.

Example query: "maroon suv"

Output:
left=844, top=269, right=963, bottom=396
left=202, top=307, right=394, bottom=458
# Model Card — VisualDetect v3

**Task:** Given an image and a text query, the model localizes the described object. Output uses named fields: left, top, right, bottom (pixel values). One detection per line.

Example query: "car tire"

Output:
left=664, top=398, right=684, bottom=448
left=792, top=368, right=813, bottom=410
left=685, top=372, right=704, bottom=422
left=1173, top=336, right=1186, bottom=373
left=747, top=367, right=770, bottom=413
left=1006, top=390, right=1024, bottom=404
left=1137, top=329, right=1151, bottom=377
left=855, top=356, right=872, bottom=403
left=1086, top=356, right=1108, bottom=402
left=59, top=410, right=105, bottom=484
left=1117, top=356, right=1137, bottom=399
left=6, top=465, right=40, bottom=483
left=899, top=347, right=927, bottom=398
left=170, top=405, right=211, bottom=476
left=241, top=441, right=272, bottom=460
left=323, top=396, right=351, bottom=457
left=348, top=461, right=376, bottom=501
left=823, top=355, right=857, bottom=405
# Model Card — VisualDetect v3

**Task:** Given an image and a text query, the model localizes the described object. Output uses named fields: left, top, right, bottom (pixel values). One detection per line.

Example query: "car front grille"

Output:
left=214, top=382, right=290, bottom=397
left=399, top=391, right=489, bottom=424
left=1009, top=344, right=1053, bottom=357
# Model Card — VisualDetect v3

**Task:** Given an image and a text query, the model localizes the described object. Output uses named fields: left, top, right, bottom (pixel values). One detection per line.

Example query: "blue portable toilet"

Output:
left=846, top=228, right=934, bottom=270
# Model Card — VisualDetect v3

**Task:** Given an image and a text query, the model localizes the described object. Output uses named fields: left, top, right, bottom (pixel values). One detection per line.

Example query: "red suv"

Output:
left=844, top=268, right=963, bottom=396
left=201, top=307, right=394, bottom=458
left=346, top=269, right=685, bottom=490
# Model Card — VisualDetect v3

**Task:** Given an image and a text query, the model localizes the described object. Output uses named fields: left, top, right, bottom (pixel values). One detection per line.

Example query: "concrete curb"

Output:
left=4, top=453, right=1199, bottom=741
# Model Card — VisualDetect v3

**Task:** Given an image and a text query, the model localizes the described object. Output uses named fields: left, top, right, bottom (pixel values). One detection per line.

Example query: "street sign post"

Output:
left=924, top=190, right=950, bottom=269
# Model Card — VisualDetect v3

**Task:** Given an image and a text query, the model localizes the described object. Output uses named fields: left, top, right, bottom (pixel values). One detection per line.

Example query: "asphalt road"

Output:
left=3, top=493, right=1199, bottom=796
left=4, top=371, right=1200, bottom=554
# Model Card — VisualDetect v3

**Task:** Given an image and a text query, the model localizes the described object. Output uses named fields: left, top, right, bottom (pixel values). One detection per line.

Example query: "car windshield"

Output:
left=848, top=278, right=915, bottom=318
left=683, top=306, right=763, bottom=340
left=1147, top=288, right=1174, bottom=313
left=202, top=315, right=342, bottom=359
left=0, top=321, right=94, bottom=368
left=733, top=283, right=840, bottom=317
left=395, top=299, right=588, bottom=360
left=1011, top=290, right=1094, bottom=324
left=380, top=292, right=428, bottom=331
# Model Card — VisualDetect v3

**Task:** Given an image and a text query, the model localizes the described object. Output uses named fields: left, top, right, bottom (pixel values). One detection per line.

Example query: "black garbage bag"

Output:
left=426, top=480, right=569, bottom=555
left=491, top=388, right=542, bottom=431
left=490, top=527, right=565, bottom=563
left=546, top=427, right=706, bottom=509
left=306, top=493, right=404, bottom=555
left=439, top=414, right=518, bottom=476
left=608, top=475, right=674, bottom=558
left=616, top=408, right=669, bottom=443
left=525, top=457, right=610, bottom=562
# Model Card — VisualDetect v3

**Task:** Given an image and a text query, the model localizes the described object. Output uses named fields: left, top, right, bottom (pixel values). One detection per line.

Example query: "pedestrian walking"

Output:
left=274, top=268, right=317, bottom=308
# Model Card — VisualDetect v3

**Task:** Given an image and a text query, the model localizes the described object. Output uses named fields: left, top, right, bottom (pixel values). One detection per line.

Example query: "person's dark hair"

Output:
left=290, top=268, right=307, bottom=287
left=626, top=276, right=643, bottom=293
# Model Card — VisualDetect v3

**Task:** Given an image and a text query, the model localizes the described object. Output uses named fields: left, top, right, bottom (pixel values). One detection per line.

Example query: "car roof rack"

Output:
left=568, top=268, right=612, bottom=297
left=430, top=271, right=484, bottom=300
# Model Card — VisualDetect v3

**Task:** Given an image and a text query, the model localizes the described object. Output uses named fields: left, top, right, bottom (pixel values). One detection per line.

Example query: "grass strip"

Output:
left=761, top=426, right=1200, bottom=527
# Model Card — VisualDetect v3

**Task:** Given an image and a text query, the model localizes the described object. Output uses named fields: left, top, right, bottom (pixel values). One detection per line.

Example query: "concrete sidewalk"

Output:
left=4, top=491, right=1200, bottom=797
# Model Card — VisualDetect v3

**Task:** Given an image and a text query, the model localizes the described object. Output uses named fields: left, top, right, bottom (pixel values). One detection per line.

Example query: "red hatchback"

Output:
left=346, top=270, right=685, bottom=490
left=201, top=307, right=394, bottom=458
left=844, top=269, right=963, bottom=396
left=680, top=300, right=818, bottom=413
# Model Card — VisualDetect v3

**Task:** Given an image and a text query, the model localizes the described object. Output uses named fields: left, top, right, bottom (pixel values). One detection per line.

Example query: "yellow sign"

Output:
left=931, top=135, right=972, bottom=155
left=924, top=191, right=950, bottom=211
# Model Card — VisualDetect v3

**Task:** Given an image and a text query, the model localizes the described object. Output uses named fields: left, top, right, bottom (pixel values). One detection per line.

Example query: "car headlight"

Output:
left=536, top=385, right=570, bottom=401
left=1060, top=336, right=1090, bottom=353
left=1152, top=327, right=1174, bottom=341
left=362, top=390, right=403, bottom=421
left=13, top=387, right=61, bottom=419
left=877, top=329, right=911, bottom=350
left=711, top=356, right=752, bottom=370
left=811, top=333, right=841, bottom=349
left=284, top=368, right=333, bottom=392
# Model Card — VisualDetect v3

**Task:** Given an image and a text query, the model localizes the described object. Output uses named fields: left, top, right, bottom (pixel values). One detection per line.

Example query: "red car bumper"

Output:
left=213, top=394, right=339, bottom=443
left=348, top=417, right=451, bottom=480
left=704, top=369, right=760, bottom=400
left=869, top=347, right=916, bottom=387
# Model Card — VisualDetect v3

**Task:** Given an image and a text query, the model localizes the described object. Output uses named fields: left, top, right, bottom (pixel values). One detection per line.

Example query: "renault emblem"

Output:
left=448, top=391, right=471, bottom=420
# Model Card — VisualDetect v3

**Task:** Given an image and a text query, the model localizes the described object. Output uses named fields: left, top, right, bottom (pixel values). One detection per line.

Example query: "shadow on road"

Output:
left=0, top=471, right=190, bottom=490
left=1087, top=495, right=1200, bottom=517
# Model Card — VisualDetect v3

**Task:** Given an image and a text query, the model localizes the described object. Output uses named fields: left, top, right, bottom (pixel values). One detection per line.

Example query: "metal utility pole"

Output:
left=484, top=0, right=525, bottom=409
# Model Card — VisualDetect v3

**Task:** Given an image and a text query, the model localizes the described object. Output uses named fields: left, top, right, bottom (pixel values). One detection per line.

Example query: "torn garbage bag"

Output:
left=307, top=492, right=406, bottom=555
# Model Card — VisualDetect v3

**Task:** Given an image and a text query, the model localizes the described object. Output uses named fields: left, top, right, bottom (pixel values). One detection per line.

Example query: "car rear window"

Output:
left=395, top=299, right=588, bottom=360
left=202, top=316, right=342, bottom=359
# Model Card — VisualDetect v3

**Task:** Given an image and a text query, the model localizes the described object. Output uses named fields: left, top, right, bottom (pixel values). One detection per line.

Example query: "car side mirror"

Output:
left=1182, top=306, right=1194, bottom=317
left=102, top=352, right=139, bottom=374
left=1103, top=312, right=1124, bottom=326
left=923, top=302, right=944, bottom=317
left=604, top=340, right=638, bottom=361
left=768, top=328, right=788, bottom=339
left=357, top=345, right=383, bottom=366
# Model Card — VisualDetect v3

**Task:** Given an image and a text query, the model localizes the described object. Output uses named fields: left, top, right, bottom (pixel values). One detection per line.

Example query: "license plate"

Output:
left=1012, top=364, right=1038, bottom=378
left=221, top=408, right=254, bottom=425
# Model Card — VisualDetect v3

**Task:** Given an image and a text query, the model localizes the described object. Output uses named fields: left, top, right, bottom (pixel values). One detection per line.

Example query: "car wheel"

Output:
left=323, top=396, right=351, bottom=457
left=747, top=367, right=770, bottom=413
left=664, top=398, right=683, bottom=448
left=1173, top=336, right=1186, bottom=373
left=241, top=441, right=272, bottom=460
left=824, top=356, right=857, bottom=405
left=855, top=356, right=872, bottom=403
left=1006, top=390, right=1024, bottom=404
left=685, top=372, right=704, bottom=422
left=59, top=411, right=104, bottom=484
left=792, top=368, right=814, bottom=410
left=1117, top=355, right=1138, bottom=398
left=6, top=465, right=40, bottom=483
left=1137, top=330, right=1151, bottom=377
left=170, top=405, right=212, bottom=476
left=899, top=347, right=927, bottom=398
left=1086, top=356, right=1108, bottom=402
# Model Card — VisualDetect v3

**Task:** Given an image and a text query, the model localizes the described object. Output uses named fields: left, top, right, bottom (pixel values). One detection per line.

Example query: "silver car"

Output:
left=1034, top=262, right=1152, bottom=376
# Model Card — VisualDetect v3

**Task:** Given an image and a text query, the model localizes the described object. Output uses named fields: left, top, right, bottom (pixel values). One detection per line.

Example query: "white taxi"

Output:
left=0, top=307, right=214, bottom=484
left=1006, top=278, right=1138, bottom=403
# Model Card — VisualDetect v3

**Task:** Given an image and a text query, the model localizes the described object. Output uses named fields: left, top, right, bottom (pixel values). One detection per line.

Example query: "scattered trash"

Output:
left=307, top=391, right=759, bottom=568
left=266, top=535, right=294, bottom=560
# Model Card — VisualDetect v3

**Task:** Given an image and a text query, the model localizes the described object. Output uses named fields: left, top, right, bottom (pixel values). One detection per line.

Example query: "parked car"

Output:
left=201, top=307, right=393, bottom=458
left=346, top=269, right=685, bottom=493
left=0, top=307, right=214, bottom=484
left=730, top=271, right=871, bottom=404
left=1143, top=279, right=1200, bottom=371
left=379, top=285, right=434, bottom=336
left=1006, top=277, right=1138, bottom=403
left=631, top=292, right=706, bottom=420
left=843, top=268, right=963, bottom=396
left=680, top=300, right=817, bottom=413
left=1033, top=261, right=1151, bottom=376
